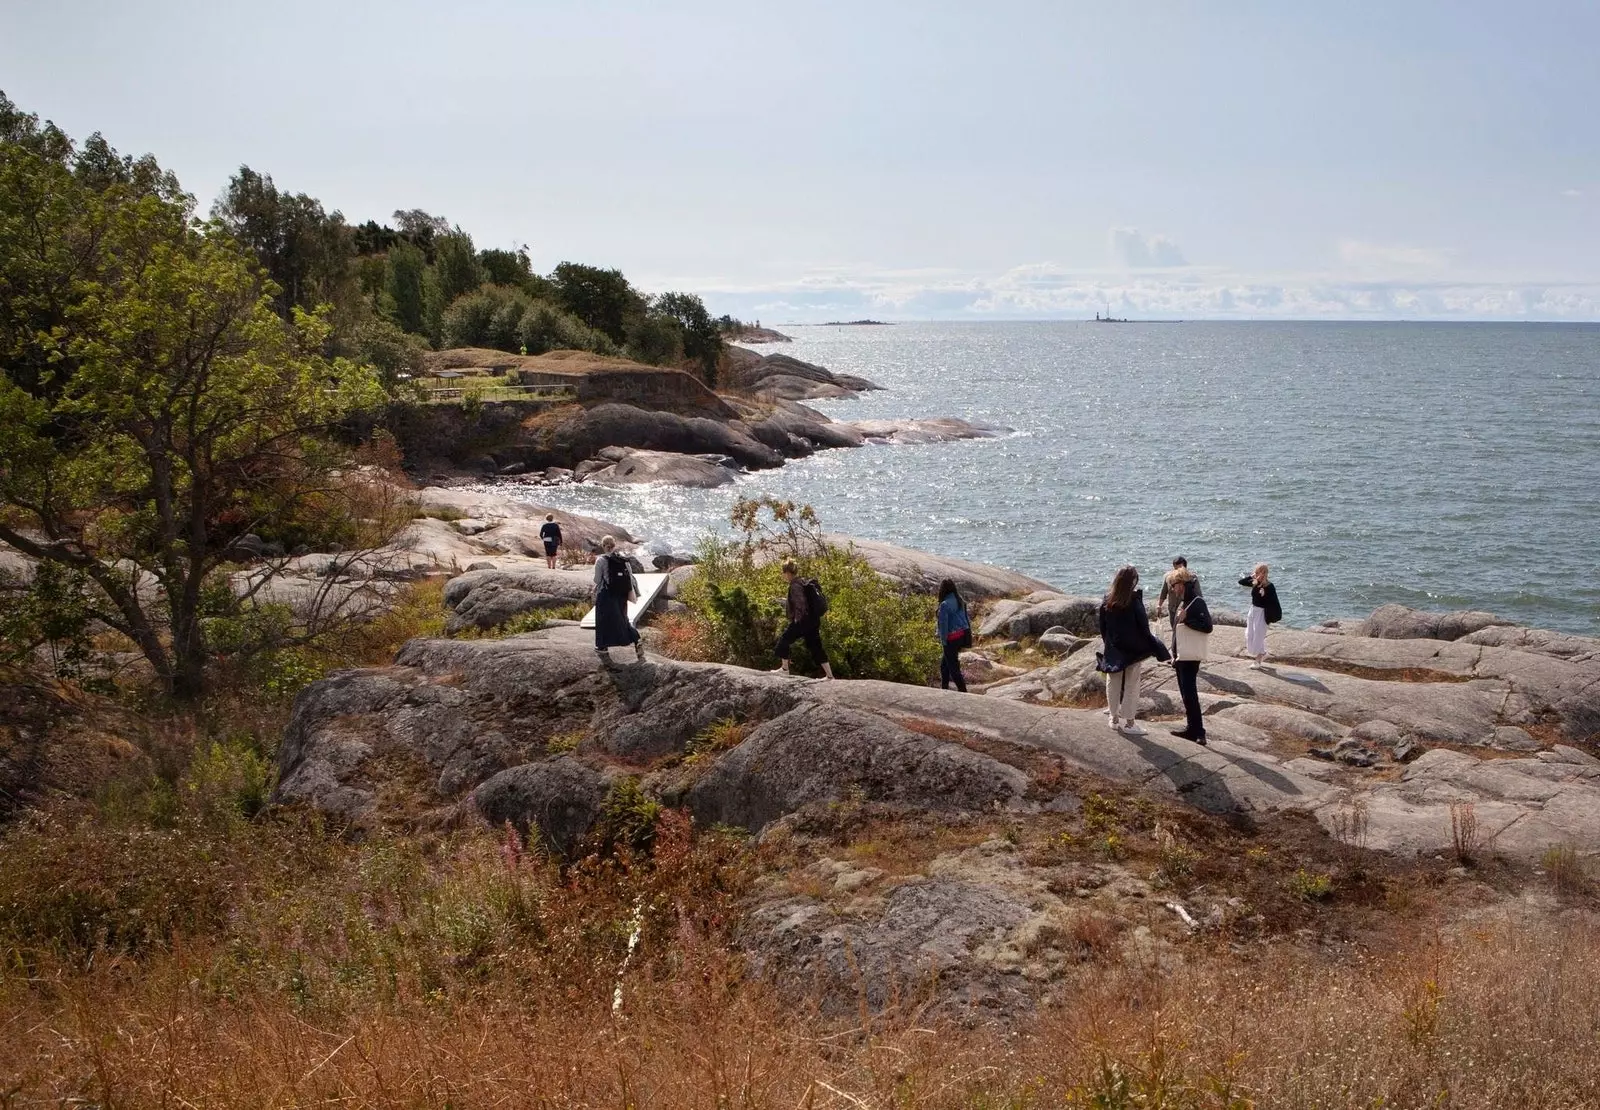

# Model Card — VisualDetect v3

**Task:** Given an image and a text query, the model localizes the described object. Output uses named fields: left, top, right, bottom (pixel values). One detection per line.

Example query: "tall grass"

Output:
left=4, top=820, right=1598, bottom=1109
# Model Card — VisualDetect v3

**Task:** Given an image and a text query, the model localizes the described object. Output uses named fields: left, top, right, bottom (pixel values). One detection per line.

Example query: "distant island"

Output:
left=1094, top=311, right=1132, bottom=323
left=821, top=319, right=892, bottom=326
left=725, top=324, right=792, bottom=343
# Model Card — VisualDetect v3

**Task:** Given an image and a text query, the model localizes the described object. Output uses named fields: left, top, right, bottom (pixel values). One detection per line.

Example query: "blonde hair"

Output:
left=1254, top=562, right=1270, bottom=581
left=1170, top=567, right=1196, bottom=587
left=600, top=536, right=616, bottom=552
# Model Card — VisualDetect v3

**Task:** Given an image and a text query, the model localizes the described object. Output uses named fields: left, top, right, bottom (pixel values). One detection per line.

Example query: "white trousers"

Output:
left=1106, top=658, right=1144, bottom=720
left=1245, top=606, right=1268, bottom=657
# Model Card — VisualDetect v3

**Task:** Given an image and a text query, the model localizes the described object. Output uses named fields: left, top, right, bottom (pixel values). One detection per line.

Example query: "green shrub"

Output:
left=678, top=498, right=938, bottom=683
left=181, top=737, right=276, bottom=828
left=596, top=778, right=661, bottom=857
left=517, top=300, right=616, bottom=356
left=1289, top=868, right=1334, bottom=901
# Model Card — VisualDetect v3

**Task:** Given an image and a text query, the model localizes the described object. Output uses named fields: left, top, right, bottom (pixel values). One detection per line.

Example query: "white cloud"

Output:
left=1108, top=227, right=1187, bottom=268
left=1337, top=240, right=1450, bottom=271
left=700, top=263, right=1600, bottom=322
left=1563, top=188, right=1584, bottom=198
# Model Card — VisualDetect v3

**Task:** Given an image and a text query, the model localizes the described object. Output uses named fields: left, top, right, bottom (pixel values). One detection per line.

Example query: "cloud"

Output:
left=1563, top=188, right=1584, bottom=198
left=1337, top=239, right=1450, bottom=271
left=698, top=263, right=1600, bottom=323
left=1108, top=227, right=1187, bottom=268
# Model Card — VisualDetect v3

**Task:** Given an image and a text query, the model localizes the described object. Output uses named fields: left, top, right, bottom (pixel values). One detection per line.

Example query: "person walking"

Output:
left=936, top=578, right=971, bottom=692
left=1167, top=568, right=1211, bottom=744
left=773, top=562, right=835, bottom=679
left=592, top=536, right=644, bottom=666
left=539, top=513, right=563, bottom=570
left=1238, top=563, right=1281, bottom=668
left=1097, top=565, right=1170, bottom=735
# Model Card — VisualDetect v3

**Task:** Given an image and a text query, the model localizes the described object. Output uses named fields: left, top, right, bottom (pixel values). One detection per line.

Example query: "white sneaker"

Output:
left=1119, top=721, right=1148, bottom=736
left=1107, top=717, right=1123, bottom=731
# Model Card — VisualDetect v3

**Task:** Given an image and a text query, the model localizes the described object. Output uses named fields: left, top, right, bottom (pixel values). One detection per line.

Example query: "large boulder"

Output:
left=743, top=401, right=867, bottom=453
left=846, top=417, right=1010, bottom=444
left=543, top=403, right=784, bottom=471
left=581, top=449, right=739, bottom=489
left=726, top=351, right=883, bottom=401
left=829, top=536, right=1060, bottom=601
left=411, top=487, right=633, bottom=554
left=686, top=703, right=1029, bottom=832
left=471, top=757, right=615, bottom=857
left=442, top=568, right=595, bottom=633
left=1353, top=604, right=1512, bottom=642
left=1001, top=596, right=1100, bottom=639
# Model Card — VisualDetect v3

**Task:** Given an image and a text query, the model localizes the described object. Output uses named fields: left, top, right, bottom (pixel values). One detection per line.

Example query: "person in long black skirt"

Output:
left=592, top=536, right=644, bottom=666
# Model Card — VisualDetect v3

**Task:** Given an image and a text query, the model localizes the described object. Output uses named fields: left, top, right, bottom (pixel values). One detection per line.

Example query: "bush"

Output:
left=517, top=300, right=616, bottom=356
left=677, top=498, right=939, bottom=683
left=442, top=285, right=531, bottom=350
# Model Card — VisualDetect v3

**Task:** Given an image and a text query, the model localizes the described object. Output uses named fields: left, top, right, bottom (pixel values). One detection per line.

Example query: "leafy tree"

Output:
left=551, top=262, right=645, bottom=346
left=517, top=302, right=616, bottom=356
left=0, top=562, right=98, bottom=682
left=345, top=316, right=428, bottom=392
left=391, top=208, right=449, bottom=261
left=656, top=292, right=723, bottom=384
left=384, top=239, right=427, bottom=334
left=442, top=285, right=531, bottom=350
left=432, top=228, right=482, bottom=307
left=479, top=246, right=525, bottom=286
left=352, top=218, right=397, bottom=256
left=212, top=165, right=357, bottom=321
left=0, top=102, right=386, bottom=698
left=625, top=311, right=684, bottom=366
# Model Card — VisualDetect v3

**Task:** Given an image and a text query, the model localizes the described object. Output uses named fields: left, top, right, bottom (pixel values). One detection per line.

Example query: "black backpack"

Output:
left=802, top=577, right=828, bottom=618
left=602, top=552, right=632, bottom=596
left=1182, top=595, right=1214, bottom=634
left=1263, top=585, right=1283, bottom=624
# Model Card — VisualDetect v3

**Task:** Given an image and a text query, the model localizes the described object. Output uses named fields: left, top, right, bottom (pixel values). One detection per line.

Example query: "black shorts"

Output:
left=542, top=540, right=558, bottom=556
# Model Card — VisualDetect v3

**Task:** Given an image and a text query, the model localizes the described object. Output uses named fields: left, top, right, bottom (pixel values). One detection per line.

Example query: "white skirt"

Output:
left=1245, top=606, right=1268, bottom=656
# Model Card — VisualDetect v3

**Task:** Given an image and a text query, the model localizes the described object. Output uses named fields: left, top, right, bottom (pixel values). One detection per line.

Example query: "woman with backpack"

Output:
left=936, top=578, right=971, bottom=692
left=592, top=536, right=645, bottom=666
left=1097, top=565, right=1170, bottom=735
left=1167, top=568, right=1211, bottom=744
left=1238, top=562, right=1281, bottom=668
left=773, top=562, right=836, bottom=679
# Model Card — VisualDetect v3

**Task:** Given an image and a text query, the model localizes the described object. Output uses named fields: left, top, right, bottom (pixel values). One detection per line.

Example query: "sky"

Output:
left=4, top=0, right=1599, bottom=321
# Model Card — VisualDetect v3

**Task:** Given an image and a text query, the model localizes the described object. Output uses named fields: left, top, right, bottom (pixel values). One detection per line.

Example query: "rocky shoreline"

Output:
left=395, top=346, right=1006, bottom=488
left=274, top=511, right=1600, bottom=1011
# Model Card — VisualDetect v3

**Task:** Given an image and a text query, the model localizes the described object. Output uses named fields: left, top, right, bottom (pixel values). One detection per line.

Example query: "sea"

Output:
left=486, top=321, right=1600, bottom=635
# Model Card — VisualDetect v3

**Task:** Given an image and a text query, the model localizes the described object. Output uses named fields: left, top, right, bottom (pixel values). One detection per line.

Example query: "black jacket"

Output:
left=1239, top=577, right=1282, bottom=623
left=1098, top=589, right=1168, bottom=671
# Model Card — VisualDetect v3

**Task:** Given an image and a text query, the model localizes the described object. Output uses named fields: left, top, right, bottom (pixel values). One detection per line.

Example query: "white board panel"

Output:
left=579, top=572, right=670, bottom=629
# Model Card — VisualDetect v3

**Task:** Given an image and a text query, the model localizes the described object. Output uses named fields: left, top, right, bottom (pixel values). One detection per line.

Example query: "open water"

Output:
left=491, top=321, right=1600, bottom=634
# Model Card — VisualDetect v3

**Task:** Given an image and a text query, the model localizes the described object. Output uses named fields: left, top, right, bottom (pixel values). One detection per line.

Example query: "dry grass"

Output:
left=5, top=906, right=1598, bottom=1107
left=652, top=610, right=723, bottom=662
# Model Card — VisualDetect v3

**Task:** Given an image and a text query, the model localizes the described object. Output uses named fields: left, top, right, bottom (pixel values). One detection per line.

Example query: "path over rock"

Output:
left=274, top=627, right=1333, bottom=837
left=975, top=610, right=1600, bottom=859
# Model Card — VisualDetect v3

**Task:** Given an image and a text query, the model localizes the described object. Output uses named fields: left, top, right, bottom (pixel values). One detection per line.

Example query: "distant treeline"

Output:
left=211, top=168, right=732, bottom=384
